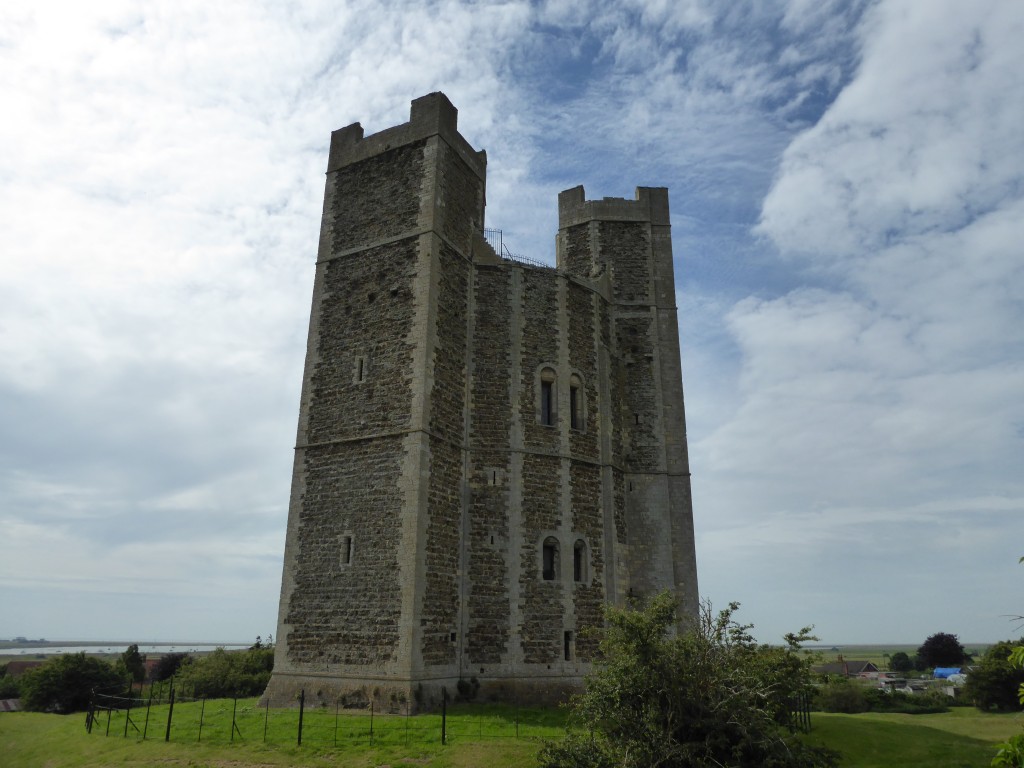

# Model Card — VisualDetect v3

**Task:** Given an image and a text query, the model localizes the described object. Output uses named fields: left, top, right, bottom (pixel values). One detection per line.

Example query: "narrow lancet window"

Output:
left=539, top=368, right=557, bottom=426
left=573, top=539, right=586, bottom=582
left=569, top=374, right=584, bottom=430
left=542, top=536, right=559, bottom=581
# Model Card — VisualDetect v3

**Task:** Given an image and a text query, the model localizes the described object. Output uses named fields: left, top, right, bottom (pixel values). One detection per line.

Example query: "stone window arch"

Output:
left=538, top=366, right=557, bottom=427
left=573, top=539, right=588, bottom=583
left=542, top=536, right=560, bottom=581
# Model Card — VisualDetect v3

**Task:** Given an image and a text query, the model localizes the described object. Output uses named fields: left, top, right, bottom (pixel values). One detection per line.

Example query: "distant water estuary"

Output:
left=1, top=642, right=250, bottom=656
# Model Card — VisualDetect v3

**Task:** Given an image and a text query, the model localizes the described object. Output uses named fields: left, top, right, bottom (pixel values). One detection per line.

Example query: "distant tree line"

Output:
left=0, top=637, right=274, bottom=713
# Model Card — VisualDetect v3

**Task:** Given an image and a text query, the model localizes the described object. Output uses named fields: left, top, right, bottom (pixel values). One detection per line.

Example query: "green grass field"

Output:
left=1, top=701, right=1021, bottom=767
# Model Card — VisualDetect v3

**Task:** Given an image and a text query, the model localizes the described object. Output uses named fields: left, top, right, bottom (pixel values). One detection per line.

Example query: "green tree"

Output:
left=19, top=653, right=125, bottom=713
left=120, top=643, right=146, bottom=684
left=0, top=672, right=20, bottom=698
left=963, top=640, right=1024, bottom=711
left=538, top=592, right=838, bottom=768
left=889, top=651, right=912, bottom=672
left=153, top=652, right=189, bottom=682
left=917, top=632, right=967, bottom=668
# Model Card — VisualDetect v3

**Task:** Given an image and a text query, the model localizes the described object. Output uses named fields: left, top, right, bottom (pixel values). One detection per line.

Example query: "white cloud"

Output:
left=1, top=0, right=1021, bottom=646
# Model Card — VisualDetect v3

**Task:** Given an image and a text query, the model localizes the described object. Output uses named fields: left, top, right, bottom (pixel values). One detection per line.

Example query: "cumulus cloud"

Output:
left=1, top=0, right=1021, bottom=645
left=689, top=0, right=1024, bottom=640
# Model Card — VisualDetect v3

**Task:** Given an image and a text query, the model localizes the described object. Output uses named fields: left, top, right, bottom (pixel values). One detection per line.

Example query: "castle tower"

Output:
left=263, top=93, right=697, bottom=708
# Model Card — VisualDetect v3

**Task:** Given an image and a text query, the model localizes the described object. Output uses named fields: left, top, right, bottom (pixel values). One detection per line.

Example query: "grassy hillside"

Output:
left=1, top=701, right=1021, bottom=767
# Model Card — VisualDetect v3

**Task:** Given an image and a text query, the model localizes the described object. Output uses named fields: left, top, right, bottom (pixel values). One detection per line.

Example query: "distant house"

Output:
left=814, top=660, right=880, bottom=678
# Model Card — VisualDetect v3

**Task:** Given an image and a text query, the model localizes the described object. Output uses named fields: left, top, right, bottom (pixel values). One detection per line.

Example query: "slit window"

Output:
left=539, top=367, right=557, bottom=426
left=340, top=535, right=353, bottom=566
left=542, top=537, right=559, bottom=581
left=564, top=631, right=573, bottom=661
left=573, top=539, right=586, bottom=582
left=354, top=355, right=368, bottom=384
left=569, top=374, right=583, bottom=430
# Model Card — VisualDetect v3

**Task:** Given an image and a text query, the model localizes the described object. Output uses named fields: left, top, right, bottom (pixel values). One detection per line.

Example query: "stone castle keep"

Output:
left=263, top=92, right=698, bottom=707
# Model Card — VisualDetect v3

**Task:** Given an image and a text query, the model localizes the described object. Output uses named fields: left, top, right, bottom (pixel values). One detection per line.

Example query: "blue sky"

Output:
left=1, top=0, right=1022, bottom=647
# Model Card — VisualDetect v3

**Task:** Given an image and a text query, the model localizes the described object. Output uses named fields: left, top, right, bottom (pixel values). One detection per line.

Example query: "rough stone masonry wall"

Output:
left=562, top=222, right=595, bottom=278
left=519, top=270, right=561, bottom=450
left=285, top=224, right=419, bottom=667
left=517, top=267, right=563, bottom=665
left=567, top=282, right=599, bottom=460
left=285, top=437, right=404, bottom=666
left=332, top=141, right=425, bottom=249
left=617, top=315, right=659, bottom=472
left=306, top=243, right=417, bottom=443
left=519, top=452, right=563, bottom=664
left=421, top=241, right=470, bottom=667
left=466, top=265, right=513, bottom=665
left=570, top=460, right=603, bottom=660
left=601, top=221, right=650, bottom=304
left=437, top=142, right=483, bottom=254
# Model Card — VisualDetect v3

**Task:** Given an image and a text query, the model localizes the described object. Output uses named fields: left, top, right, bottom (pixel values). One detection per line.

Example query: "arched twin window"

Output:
left=541, top=536, right=589, bottom=583
left=537, top=367, right=586, bottom=431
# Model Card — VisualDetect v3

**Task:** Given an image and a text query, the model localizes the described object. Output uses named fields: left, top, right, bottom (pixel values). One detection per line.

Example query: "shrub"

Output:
left=964, top=640, right=1024, bottom=712
left=816, top=680, right=869, bottom=713
left=0, top=674, right=20, bottom=698
left=889, top=651, right=912, bottom=672
left=173, top=646, right=274, bottom=698
left=538, top=593, right=838, bottom=768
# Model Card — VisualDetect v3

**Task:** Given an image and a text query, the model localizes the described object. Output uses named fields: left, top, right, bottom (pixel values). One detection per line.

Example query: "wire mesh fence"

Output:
left=86, top=684, right=565, bottom=749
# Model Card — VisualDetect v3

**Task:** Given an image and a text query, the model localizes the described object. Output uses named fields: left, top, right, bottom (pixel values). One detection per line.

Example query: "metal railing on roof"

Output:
left=483, top=228, right=553, bottom=270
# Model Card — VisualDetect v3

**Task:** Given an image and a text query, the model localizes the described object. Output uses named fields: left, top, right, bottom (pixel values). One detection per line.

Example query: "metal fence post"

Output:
left=441, top=687, right=447, bottom=745
left=198, top=697, right=206, bottom=742
left=123, top=690, right=132, bottom=738
left=297, top=689, right=305, bottom=746
left=263, top=697, right=270, bottom=742
left=143, top=682, right=154, bottom=740
left=164, top=685, right=175, bottom=742
left=231, top=696, right=240, bottom=742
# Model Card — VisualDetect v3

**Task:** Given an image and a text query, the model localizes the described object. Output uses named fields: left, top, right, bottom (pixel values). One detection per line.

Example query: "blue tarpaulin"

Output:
left=933, top=667, right=961, bottom=678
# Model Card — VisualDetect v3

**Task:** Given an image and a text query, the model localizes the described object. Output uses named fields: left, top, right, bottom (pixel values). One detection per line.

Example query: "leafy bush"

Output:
left=816, top=680, right=950, bottom=715
left=538, top=592, right=838, bottom=768
left=172, top=646, right=274, bottom=698
left=816, top=680, right=868, bottom=713
left=19, top=653, right=126, bottom=713
left=889, top=651, right=912, bottom=672
left=0, top=673, right=21, bottom=698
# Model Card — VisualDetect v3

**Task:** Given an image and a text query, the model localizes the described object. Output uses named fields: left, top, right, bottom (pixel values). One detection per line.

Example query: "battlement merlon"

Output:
left=557, top=185, right=670, bottom=229
left=326, top=92, right=487, bottom=181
